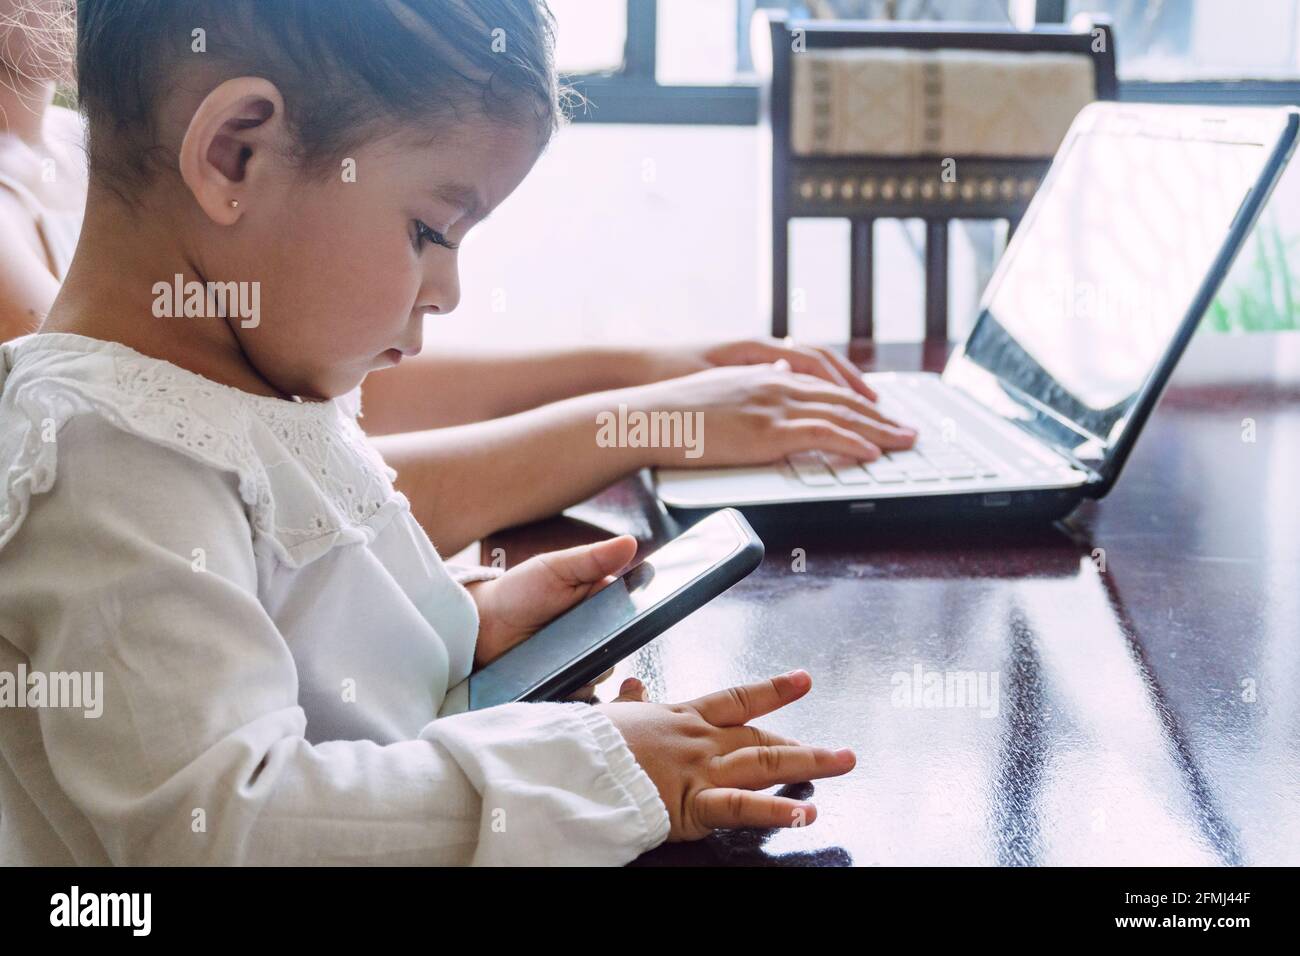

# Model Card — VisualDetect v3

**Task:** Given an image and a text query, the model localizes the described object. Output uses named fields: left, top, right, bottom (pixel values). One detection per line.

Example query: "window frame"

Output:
left=561, top=0, right=1300, bottom=125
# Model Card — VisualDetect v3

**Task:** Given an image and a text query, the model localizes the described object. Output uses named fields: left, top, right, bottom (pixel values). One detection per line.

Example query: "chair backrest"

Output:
left=754, top=12, right=1118, bottom=340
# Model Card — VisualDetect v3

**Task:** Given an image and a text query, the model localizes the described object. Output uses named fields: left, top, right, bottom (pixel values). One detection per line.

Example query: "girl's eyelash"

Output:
left=413, top=220, right=458, bottom=252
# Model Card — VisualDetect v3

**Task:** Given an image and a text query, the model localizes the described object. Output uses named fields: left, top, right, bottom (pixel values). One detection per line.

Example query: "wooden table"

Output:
left=486, top=331, right=1300, bottom=866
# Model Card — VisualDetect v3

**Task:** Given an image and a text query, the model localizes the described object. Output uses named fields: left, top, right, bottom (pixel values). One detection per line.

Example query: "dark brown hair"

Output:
left=74, top=0, right=565, bottom=195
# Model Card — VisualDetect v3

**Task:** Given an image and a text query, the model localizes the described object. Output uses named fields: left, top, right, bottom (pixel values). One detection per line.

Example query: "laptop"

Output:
left=656, top=103, right=1299, bottom=524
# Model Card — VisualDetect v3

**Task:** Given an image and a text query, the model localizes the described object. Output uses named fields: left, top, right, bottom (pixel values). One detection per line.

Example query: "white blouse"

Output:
left=0, top=333, right=669, bottom=865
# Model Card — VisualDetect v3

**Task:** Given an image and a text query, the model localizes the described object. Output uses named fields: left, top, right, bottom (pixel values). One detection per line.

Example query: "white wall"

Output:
left=435, top=123, right=993, bottom=351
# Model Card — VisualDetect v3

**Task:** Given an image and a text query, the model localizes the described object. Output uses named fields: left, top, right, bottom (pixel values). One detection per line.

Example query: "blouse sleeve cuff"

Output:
left=447, top=564, right=506, bottom=586
left=570, top=703, right=671, bottom=854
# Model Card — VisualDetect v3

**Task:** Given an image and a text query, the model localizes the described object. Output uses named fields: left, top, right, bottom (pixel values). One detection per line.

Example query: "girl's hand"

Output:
left=598, top=670, right=855, bottom=842
left=641, top=338, right=881, bottom=401
left=623, top=363, right=916, bottom=467
left=467, top=535, right=639, bottom=668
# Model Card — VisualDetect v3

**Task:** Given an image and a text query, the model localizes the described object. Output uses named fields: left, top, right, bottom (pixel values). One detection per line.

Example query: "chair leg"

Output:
left=850, top=219, right=874, bottom=340
left=772, top=216, right=790, bottom=338
left=925, top=220, right=949, bottom=341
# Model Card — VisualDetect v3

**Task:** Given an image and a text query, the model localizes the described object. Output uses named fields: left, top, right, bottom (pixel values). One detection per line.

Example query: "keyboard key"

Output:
left=823, top=455, right=874, bottom=485
left=787, top=453, right=835, bottom=486
left=866, top=464, right=906, bottom=483
left=925, top=453, right=973, bottom=469
left=902, top=467, right=940, bottom=481
left=884, top=450, right=927, bottom=468
left=941, top=467, right=975, bottom=479
left=788, top=451, right=822, bottom=464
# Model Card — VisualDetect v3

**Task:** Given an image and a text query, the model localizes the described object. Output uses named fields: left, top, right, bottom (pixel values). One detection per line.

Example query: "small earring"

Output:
left=230, top=200, right=240, bottom=209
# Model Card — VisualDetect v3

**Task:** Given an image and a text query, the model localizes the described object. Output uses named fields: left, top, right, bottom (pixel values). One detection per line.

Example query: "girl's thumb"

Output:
left=546, top=534, right=638, bottom=584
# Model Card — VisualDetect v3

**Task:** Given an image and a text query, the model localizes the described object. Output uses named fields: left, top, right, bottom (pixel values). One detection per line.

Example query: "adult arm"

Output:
left=360, top=338, right=881, bottom=434
left=373, top=365, right=914, bottom=555
left=0, top=189, right=59, bottom=341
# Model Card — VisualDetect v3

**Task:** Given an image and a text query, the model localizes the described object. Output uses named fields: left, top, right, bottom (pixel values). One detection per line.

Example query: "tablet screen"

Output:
left=469, top=512, right=748, bottom=709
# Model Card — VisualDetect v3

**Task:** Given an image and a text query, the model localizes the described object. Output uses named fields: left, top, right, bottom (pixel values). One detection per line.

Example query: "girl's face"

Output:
left=201, top=116, right=543, bottom=401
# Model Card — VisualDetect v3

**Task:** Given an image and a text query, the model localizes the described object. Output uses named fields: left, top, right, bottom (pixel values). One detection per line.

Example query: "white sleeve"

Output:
left=0, top=415, right=668, bottom=865
left=447, top=564, right=505, bottom=586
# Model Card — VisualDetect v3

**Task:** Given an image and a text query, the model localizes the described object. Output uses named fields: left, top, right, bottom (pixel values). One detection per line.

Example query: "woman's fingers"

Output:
left=693, top=789, right=818, bottom=831
left=712, top=337, right=877, bottom=402
left=782, top=346, right=857, bottom=393
left=709, top=745, right=856, bottom=790
left=687, top=670, right=813, bottom=728
left=814, top=346, right=880, bottom=401
left=763, top=340, right=880, bottom=403
left=784, top=401, right=915, bottom=452
left=782, top=373, right=908, bottom=430
left=777, top=418, right=882, bottom=462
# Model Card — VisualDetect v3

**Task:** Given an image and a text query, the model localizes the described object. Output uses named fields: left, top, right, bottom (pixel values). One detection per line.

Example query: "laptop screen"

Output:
left=956, top=119, right=1271, bottom=461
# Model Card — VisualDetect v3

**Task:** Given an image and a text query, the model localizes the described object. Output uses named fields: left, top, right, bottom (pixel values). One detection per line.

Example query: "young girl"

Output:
left=0, top=0, right=855, bottom=865
left=0, top=1, right=916, bottom=558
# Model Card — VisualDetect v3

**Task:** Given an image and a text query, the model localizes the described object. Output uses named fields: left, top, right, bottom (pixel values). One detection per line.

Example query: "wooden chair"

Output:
left=753, top=12, right=1118, bottom=340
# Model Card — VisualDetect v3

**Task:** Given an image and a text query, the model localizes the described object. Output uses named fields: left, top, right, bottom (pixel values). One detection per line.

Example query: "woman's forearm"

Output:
left=361, top=346, right=655, bottom=433
left=370, top=388, right=656, bottom=555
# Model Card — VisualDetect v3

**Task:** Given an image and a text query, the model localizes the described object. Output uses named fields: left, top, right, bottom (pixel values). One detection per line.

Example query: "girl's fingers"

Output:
left=567, top=666, right=618, bottom=701
left=693, top=789, right=817, bottom=831
left=709, top=745, right=856, bottom=790
left=718, top=723, right=800, bottom=750
left=687, top=670, right=812, bottom=728
left=612, top=677, right=649, bottom=703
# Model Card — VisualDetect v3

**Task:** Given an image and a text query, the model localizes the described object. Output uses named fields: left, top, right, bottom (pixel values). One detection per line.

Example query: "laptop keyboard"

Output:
left=788, top=442, right=1001, bottom=487
left=785, top=381, right=1015, bottom=488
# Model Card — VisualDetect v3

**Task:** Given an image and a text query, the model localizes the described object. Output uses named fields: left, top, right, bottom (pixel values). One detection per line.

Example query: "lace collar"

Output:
left=0, top=333, right=404, bottom=567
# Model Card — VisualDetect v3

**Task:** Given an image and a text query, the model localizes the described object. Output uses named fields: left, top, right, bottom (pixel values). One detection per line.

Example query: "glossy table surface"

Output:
left=486, top=331, right=1300, bottom=866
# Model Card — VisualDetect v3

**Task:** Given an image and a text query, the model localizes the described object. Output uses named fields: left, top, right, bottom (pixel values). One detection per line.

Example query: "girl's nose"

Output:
left=419, top=264, right=460, bottom=317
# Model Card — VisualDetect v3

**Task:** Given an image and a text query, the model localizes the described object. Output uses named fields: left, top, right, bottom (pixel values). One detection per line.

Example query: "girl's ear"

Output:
left=178, top=77, right=288, bottom=226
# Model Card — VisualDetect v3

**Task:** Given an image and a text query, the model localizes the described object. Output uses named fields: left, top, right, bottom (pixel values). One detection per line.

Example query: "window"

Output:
left=558, top=1, right=1024, bottom=122
left=1068, top=0, right=1300, bottom=81
left=558, top=0, right=1300, bottom=123
left=656, top=0, right=741, bottom=86
left=550, top=0, right=628, bottom=74
left=656, top=0, right=1020, bottom=87
left=518, top=2, right=1299, bottom=342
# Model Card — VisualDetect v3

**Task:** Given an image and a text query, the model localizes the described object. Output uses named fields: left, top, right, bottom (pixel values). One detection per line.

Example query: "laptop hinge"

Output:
left=951, top=370, right=1108, bottom=488
left=1006, top=416, right=1106, bottom=487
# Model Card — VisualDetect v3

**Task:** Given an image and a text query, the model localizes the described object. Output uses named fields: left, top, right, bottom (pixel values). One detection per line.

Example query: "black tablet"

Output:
left=467, top=508, right=764, bottom=710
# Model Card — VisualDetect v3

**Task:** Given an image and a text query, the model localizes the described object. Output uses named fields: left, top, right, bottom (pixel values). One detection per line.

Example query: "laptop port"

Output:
left=982, top=493, right=1012, bottom=507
